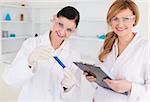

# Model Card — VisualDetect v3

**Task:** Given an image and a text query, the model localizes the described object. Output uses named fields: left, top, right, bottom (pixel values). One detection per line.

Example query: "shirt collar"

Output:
left=113, top=32, right=139, bottom=58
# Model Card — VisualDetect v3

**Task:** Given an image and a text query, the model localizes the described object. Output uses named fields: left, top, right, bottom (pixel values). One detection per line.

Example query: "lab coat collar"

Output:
left=41, top=30, right=70, bottom=56
left=112, top=32, right=139, bottom=63
left=113, top=32, right=139, bottom=57
left=56, top=38, right=69, bottom=52
left=40, top=30, right=53, bottom=49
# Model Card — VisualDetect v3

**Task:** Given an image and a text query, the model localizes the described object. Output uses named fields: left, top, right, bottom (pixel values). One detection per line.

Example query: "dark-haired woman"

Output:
left=2, top=6, right=81, bottom=102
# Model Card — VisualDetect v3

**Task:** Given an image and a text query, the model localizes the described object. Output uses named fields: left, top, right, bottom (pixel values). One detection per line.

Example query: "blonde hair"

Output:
left=99, top=0, right=139, bottom=62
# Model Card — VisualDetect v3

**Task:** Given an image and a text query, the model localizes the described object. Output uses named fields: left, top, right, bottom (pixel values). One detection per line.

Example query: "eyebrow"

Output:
left=61, top=23, right=75, bottom=31
left=114, top=15, right=134, bottom=18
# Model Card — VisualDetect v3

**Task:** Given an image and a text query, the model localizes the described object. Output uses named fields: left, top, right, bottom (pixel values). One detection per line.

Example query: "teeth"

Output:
left=118, top=29, right=124, bottom=31
left=57, top=32, right=61, bottom=37
left=57, top=32, right=63, bottom=38
left=116, top=28, right=125, bottom=31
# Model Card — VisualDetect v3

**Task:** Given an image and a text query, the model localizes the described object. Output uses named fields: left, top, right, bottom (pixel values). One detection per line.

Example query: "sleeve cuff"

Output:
left=27, top=62, right=37, bottom=73
left=128, top=83, right=145, bottom=101
left=60, top=84, right=79, bottom=101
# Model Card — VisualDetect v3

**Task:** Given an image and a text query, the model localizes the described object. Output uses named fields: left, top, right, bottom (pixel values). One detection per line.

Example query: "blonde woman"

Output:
left=85, top=0, right=150, bottom=102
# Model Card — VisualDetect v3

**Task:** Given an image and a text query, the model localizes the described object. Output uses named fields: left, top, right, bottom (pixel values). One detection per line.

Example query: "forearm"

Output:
left=2, top=60, right=34, bottom=87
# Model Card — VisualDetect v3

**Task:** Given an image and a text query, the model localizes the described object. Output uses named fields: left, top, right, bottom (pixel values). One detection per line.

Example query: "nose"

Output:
left=117, top=19, right=124, bottom=26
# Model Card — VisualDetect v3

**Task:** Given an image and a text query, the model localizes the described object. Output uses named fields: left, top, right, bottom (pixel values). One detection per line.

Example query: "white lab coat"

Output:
left=2, top=31, right=82, bottom=102
left=93, top=33, right=150, bottom=102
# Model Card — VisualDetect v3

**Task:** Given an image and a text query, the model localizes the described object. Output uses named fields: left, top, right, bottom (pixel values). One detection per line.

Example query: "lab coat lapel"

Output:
left=111, top=34, right=141, bottom=77
left=113, top=34, right=139, bottom=66
left=41, top=30, right=70, bottom=60
left=50, top=40, right=70, bottom=101
left=55, top=39, right=71, bottom=67
left=37, top=31, right=69, bottom=101
left=50, top=39, right=70, bottom=78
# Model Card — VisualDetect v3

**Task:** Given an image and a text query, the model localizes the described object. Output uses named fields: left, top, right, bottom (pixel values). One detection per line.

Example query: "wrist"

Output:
left=128, top=82, right=132, bottom=93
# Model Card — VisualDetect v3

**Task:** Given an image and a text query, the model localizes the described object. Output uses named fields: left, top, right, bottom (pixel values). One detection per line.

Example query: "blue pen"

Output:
left=53, top=56, right=66, bottom=69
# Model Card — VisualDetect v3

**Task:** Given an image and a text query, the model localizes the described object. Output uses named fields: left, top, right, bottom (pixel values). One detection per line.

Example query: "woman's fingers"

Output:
left=86, top=76, right=96, bottom=82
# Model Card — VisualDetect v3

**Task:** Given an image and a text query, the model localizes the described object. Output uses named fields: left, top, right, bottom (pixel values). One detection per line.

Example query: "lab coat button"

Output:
left=92, top=98, right=95, bottom=102
left=48, top=89, right=51, bottom=92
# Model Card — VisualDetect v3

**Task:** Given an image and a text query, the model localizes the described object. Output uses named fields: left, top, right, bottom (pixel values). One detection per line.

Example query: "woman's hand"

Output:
left=28, top=47, right=52, bottom=67
left=83, top=71, right=96, bottom=82
left=104, top=77, right=132, bottom=94
left=61, top=68, right=76, bottom=92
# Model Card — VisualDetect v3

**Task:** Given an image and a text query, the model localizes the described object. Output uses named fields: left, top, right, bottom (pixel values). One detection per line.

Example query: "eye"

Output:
left=123, top=17, right=130, bottom=21
left=111, top=17, right=118, bottom=21
left=58, top=22, right=63, bottom=28
left=66, top=28, right=73, bottom=33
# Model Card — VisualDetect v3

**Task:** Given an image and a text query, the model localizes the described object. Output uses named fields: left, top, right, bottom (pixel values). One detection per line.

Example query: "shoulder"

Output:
left=22, top=36, right=37, bottom=48
left=23, top=31, right=49, bottom=48
left=133, top=34, right=149, bottom=58
left=133, top=34, right=148, bottom=49
left=23, top=37, right=35, bottom=46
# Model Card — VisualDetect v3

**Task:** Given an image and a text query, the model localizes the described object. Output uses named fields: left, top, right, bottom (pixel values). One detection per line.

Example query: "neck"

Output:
left=118, top=32, right=135, bottom=45
left=117, top=32, right=135, bottom=56
left=49, top=32, right=63, bottom=50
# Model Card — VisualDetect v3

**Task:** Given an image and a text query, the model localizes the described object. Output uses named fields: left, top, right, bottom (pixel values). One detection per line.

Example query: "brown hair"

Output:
left=99, top=0, right=139, bottom=62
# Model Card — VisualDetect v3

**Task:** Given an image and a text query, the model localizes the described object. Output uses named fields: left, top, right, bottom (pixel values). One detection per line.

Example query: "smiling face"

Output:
left=51, top=16, right=76, bottom=42
left=109, top=8, right=135, bottom=38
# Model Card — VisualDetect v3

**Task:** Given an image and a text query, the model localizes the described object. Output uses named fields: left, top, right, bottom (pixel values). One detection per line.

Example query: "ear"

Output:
left=51, top=15, right=58, bottom=22
left=133, top=16, right=136, bottom=26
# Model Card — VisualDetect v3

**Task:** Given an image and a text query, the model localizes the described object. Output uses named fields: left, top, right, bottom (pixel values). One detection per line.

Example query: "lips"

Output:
left=56, top=31, right=64, bottom=38
left=116, top=27, right=126, bottom=32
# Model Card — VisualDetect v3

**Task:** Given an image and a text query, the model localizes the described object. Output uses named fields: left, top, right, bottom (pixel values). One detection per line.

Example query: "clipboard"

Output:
left=73, top=62, right=128, bottom=95
left=73, top=62, right=112, bottom=90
